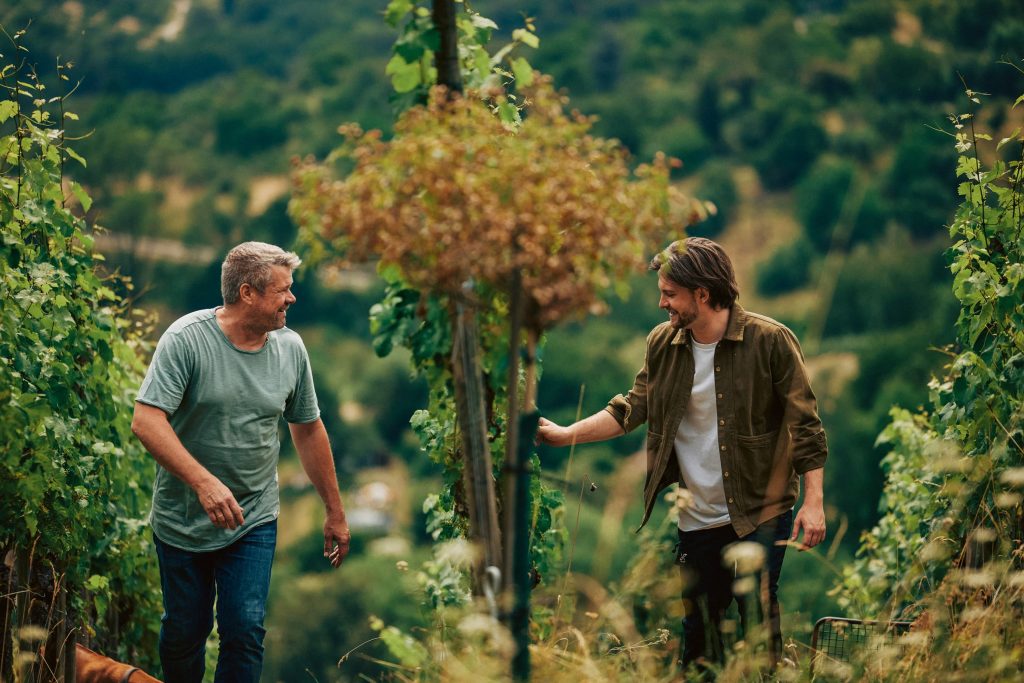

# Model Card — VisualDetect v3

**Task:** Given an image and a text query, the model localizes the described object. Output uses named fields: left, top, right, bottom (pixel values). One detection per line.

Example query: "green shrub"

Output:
left=690, top=160, right=737, bottom=237
left=833, top=83, right=1024, bottom=682
left=644, top=118, right=711, bottom=175
left=0, top=32, right=160, bottom=667
left=755, top=238, right=816, bottom=296
left=752, top=112, right=828, bottom=189
left=851, top=183, right=889, bottom=244
left=264, top=552, right=430, bottom=682
left=797, top=158, right=856, bottom=252
left=858, top=40, right=952, bottom=104
left=837, top=0, right=897, bottom=39
left=885, top=125, right=955, bottom=238
left=823, top=230, right=946, bottom=336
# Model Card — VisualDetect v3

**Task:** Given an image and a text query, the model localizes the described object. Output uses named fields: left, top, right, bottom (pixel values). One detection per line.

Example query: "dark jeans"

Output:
left=675, top=510, right=793, bottom=667
left=154, top=520, right=277, bottom=683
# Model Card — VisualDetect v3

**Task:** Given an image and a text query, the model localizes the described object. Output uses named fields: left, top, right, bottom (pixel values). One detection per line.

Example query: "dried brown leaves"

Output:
left=292, top=76, right=706, bottom=329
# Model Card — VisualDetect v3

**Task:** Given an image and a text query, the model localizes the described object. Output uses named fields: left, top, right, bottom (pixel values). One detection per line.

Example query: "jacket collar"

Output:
left=671, top=302, right=747, bottom=346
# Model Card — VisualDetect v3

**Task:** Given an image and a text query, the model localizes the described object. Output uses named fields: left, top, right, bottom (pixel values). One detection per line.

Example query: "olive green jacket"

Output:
left=605, top=303, right=828, bottom=536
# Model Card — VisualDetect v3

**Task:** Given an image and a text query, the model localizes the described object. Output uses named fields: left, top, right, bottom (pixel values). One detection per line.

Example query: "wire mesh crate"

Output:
left=810, top=617, right=913, bottom=675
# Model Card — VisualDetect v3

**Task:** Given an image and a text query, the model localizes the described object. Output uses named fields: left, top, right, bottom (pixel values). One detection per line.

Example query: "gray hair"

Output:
left=221, top=242, right=301, bottom=304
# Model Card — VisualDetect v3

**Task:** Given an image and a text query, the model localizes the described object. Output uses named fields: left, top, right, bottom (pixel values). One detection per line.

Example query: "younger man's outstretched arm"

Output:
left=536, top=410, right=625, bottom=448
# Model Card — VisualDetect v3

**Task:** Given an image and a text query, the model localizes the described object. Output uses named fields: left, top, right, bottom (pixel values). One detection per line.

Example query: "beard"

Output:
left=668, top=308, right=697, bottom=329
left=262, top=307, right=287, bottom=331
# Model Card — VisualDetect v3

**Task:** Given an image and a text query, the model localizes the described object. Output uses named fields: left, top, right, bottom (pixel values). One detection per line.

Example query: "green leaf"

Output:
left=384, top=0, right=414, bottom=26
left=470, top=14, right=498, bottom=30
left=65, top=147, right=87, bottom=168
left=511, top=28, right=539, bottom=49
left=997, top=128, right=1021, bottom=151
left=377, top=625, right=429, bottom=668
left=71, top=181, right=92, bottom=213
left=395, top=41, right=426, bottom=63
left=490, top=42, right=515, bottom=66
left=497, top=100, right=518, bottom=125
left=385, top=55, right=422, bottom=93
left=385, top=53, right=409, bottom=76
left=0, top=100, right=16, bottom=123
left=473, top=47, right=491, bottom=76
left=24, top=510, right=37, bottom=536
left=85, top=574, right=110, bottom=591
left=510, top=57, right=533, bottom=86
left=376, top=260, right=404, bottom=283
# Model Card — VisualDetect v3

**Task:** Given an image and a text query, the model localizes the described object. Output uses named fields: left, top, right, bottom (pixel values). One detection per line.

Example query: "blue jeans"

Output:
left=675, top=510, right=793, bottom=667
left=154, top=520, right=277, bottom=683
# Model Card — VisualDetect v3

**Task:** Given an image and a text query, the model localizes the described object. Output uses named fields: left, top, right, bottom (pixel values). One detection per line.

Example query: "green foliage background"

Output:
left=2, top=0, right=1023, bottom=679
left=0, top=33, right=160, bottom=667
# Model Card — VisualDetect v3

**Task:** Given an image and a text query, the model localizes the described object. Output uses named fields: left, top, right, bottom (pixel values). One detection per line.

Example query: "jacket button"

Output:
left=728, top=497, right=734, bottom=504
left=720, top=445, right=726, bottom=451
left=724, top=471, right=730, bottom=478
left=719, top=419, right=725, bottom=426
left=715, top=366, right=721, bottom=372
left=717, top=393, right=723, bottom=399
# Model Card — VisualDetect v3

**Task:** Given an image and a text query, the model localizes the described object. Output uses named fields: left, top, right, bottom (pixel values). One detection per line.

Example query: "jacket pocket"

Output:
left=737, top=431, right=775, bottom=449
left=735, top=430, right=778, bottom=505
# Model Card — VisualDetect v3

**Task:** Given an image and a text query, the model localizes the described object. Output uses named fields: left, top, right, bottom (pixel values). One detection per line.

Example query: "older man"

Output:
left=132, top=242, right=350, bottom=682
left=537, top=237, right=827, bottom=669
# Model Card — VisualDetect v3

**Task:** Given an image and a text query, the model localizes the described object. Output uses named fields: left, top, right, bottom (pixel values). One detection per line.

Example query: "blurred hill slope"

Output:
left=4, top=0, right=1022, bottom=602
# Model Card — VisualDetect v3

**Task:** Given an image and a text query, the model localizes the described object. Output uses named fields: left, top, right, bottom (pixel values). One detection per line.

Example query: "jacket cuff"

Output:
left=792, top=431, right=828, bottom=474
left=605, top=396, right=641, bottom=433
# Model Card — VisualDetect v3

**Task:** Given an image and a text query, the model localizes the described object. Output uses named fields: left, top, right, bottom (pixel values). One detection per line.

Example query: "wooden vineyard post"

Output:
left=451, top=296, right=503, bottom=589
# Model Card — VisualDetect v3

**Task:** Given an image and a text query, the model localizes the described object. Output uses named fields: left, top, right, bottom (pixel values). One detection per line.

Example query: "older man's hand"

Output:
left=324, top=511, right=351, bottom=568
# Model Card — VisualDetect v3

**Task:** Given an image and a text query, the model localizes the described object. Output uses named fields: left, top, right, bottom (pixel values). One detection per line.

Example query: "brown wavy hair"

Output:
left=649, top=237, right=739, bottom=309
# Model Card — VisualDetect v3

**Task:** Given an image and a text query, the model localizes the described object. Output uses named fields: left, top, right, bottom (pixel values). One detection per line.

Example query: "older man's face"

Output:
left=249, top=265, right=296, bottom=332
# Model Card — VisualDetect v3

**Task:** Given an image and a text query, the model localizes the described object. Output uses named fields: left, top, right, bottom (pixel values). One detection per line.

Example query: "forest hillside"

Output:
left=2, top=0, right=1023, bottom=680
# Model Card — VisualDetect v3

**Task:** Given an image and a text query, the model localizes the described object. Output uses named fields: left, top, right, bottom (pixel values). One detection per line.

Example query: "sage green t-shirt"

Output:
left=136, top=308, right=319, bottom=551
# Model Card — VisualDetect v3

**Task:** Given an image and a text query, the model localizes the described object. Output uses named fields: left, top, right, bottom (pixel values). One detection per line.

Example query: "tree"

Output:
left=291, top=10, right=708, bottom=675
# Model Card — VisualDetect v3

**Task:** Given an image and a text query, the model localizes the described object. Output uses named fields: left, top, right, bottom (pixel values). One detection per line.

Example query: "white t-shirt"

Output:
left=674, top=339, right=731, bottom=531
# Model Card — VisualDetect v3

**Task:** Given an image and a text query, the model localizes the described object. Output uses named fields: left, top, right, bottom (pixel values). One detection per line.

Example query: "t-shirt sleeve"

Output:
left=284, top=338, right=320, bottom=424
left=136, top=330, right=193, bottom=415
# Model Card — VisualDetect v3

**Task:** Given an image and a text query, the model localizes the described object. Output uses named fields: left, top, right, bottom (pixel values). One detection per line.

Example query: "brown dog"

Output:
left=74, top=643, right=162, bottom=683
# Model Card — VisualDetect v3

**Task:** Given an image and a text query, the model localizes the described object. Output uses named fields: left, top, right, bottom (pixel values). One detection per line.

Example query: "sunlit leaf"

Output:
left=997, top=128, right=1021, bottom=150
left=71, top=181, right=92, bottom=212
left=386, top=54, right=422, bottom=93
left=510, top=57, right=533, bottom=86
left=470, top=14, right=498, bottom=30
left=65, top=147, right=87, bottom=168
left=0, top=100, right=16, bottom=123
left=384, top=0, right=414, bottom=26
left=511, top=28, right=539, bottom=49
